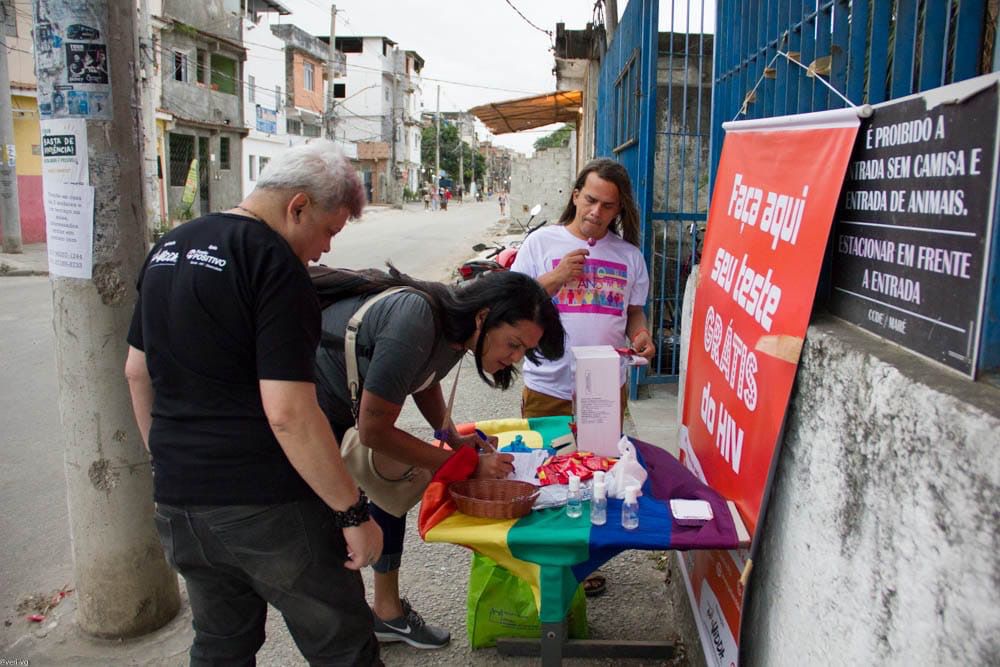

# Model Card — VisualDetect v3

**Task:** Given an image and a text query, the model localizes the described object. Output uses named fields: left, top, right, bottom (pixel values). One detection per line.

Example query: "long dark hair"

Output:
left=310, top=264, right=565, bottom=389
left=557, top=158, right=640, bottom=246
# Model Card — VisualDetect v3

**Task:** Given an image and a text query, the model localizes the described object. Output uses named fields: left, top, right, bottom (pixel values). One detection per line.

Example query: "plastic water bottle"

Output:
left=590, top=481, right=607, bottom=526
left=566, top=474, right=582, bottom=518
left=621, top=485, right=639, bottom=530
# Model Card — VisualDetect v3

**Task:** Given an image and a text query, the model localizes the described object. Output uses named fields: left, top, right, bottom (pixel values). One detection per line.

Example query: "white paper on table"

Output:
left=507, top=450, right=549, bottom=485
left=669, top=498, right=714, bottom=521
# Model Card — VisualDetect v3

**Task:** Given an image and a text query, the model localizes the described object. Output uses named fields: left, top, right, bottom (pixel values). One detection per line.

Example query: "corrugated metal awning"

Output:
left=469, top=90, right=582, bottom=134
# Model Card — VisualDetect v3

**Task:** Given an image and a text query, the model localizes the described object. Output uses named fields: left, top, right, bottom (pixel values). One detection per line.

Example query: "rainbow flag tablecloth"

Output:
left=418, top=417, right=742, bottom=623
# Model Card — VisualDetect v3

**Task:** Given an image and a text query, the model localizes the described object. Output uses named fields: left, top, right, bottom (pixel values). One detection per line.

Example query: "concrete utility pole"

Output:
left=325, top=4, right=337, bottom=140
left=606, top=0, right=619, bottom=46
left=138, top=0, right=162, bottom=234
left=389, top=49, right=401, bottom=208
left=434, top=85, right=440, bottom=195
left=33, top=0, right=179, bottom=638
left=457, top=117, right=463, bottom=200
left=0, top=4, right=23, bottom=253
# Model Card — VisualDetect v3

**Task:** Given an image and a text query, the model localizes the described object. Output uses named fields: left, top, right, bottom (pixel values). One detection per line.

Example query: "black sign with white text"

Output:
left=830, top=75, right=998, bottom=376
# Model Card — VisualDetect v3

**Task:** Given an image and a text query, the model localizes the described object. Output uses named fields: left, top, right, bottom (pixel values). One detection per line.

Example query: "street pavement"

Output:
left=0, top=200, right=693, bottom=666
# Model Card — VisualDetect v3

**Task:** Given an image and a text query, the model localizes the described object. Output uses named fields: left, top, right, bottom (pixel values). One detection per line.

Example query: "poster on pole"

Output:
left=40, top=118, right=89, bottom=185
left=33, top=2, right=112, bottom=120
left=679, top=108, right=861, bottom=666
left=44, top=183, right=95, bottom=279
left=829, top=73, right=999, bottom=377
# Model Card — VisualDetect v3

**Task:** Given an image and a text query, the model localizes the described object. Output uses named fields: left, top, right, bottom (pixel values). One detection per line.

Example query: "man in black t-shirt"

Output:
left=125, top=141, right=383, bottom=666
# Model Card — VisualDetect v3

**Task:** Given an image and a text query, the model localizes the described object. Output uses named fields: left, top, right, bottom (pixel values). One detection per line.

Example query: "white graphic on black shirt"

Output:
left=186, top=247, right=228, bottom=272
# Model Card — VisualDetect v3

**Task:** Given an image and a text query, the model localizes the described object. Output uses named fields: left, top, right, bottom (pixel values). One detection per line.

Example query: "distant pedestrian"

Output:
left=125, top=140, right=383, bottom=666
left=422, top=185, right=430, bottom=210
left=498, top=191, right=508, bottom=217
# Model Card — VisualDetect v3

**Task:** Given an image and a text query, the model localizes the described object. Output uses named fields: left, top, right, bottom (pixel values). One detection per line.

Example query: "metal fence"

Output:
left=596, top=0, right=998, bottom=388
left=711, top=0, right=996, bottom=187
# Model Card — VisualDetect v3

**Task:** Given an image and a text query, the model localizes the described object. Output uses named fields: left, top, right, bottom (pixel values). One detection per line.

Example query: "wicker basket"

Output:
left=448, top=479, right=540, bottom=519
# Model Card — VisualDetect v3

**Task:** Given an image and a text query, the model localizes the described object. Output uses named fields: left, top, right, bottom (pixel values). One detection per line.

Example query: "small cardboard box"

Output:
left=572, top=345, right=621, bottom=458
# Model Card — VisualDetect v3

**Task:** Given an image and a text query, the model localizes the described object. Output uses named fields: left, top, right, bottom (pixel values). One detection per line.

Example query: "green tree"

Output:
left=533, top=124, right=574, bottom=151
left=420, top=123, right=486, bottom=190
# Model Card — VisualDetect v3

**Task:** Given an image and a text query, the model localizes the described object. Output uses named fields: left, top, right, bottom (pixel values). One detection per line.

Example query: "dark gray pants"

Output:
left=154, top=499, right=381, bottom=667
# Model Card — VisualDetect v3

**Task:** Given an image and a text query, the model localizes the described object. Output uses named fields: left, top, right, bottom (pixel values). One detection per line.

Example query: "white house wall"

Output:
left=242, top=12, right=287, bottom=197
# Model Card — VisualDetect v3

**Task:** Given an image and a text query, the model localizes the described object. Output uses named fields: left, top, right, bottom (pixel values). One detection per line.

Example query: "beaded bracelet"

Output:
left=331, top=489, right=371, bottom=528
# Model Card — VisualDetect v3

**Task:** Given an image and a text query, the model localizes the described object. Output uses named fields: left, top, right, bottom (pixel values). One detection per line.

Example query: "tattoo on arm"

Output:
left=364, top=406, right=390, bottom=419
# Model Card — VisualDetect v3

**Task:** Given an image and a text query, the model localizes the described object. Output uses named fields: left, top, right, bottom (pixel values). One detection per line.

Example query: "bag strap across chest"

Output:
left=345, top=287, right=410, bottom=423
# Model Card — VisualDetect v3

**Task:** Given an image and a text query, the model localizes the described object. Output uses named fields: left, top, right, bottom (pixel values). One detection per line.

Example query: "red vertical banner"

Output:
left=679, top=109, right=860, bottom=666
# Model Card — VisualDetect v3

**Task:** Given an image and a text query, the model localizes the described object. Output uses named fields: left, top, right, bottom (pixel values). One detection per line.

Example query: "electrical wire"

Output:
left=502, top=0, right=553, bottom=41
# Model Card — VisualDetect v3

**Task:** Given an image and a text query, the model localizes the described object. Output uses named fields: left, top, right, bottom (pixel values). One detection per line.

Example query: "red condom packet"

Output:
left=536, top=451, right=616, bottom=486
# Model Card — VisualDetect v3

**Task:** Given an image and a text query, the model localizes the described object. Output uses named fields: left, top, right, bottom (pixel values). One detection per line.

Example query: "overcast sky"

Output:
left=288, top=0, right=716, bottom=155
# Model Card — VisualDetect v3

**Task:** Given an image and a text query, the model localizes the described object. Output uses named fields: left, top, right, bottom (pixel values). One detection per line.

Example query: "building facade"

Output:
left=158, top=1, right=247, bottom=222
left=2, top=0, right=44, bottom=244
left=332, top=35, right=422, bottom=203
left=239, top=1, right=291, bottom=197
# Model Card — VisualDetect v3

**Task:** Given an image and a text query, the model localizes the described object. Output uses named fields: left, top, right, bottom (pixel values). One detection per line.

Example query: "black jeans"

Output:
left=154, top=499, right=381, bottom=667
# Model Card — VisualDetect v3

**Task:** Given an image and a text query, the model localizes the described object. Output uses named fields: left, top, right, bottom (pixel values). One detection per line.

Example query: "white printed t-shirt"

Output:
left=511, top=224, right=650, bottom=399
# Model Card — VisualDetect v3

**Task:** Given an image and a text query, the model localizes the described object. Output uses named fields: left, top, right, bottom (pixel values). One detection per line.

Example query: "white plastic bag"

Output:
left=605, top=435, right=647, bottom=499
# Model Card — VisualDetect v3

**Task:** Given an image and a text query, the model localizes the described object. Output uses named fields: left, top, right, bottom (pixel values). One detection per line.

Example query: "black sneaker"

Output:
left=372, top=598, right=450, bottom=649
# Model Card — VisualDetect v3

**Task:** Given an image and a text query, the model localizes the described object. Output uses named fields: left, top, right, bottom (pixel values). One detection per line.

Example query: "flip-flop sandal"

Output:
left=583, top=573, right=607, bottom=597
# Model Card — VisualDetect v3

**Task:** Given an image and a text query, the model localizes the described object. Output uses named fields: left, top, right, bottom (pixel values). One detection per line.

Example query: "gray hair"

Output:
left=255, top=140, right=365, bottom=218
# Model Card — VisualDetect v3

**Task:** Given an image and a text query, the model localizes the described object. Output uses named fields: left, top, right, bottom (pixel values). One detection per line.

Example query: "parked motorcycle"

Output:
left=458, top=204, right=545, bottom=281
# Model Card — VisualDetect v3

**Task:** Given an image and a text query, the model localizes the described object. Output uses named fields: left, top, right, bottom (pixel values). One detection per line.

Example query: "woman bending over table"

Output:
left=310, top=264, right=565, bottom=650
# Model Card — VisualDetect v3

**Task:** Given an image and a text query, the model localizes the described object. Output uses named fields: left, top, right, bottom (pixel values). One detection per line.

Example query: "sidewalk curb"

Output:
left=0, top=264, right=48, bottom=277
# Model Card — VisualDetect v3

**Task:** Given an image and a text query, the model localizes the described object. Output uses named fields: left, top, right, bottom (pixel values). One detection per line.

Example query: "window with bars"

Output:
left=259, top=156, right=270, bottom=177
left=248, top=155, right=257, bottom=181
left=287, top=119, right=302, bottom=135
left=303, top=123, right=322, bottom=138
left=248, top=75, right=255, bottom=103
left=168, top=133, right=195, bottom=186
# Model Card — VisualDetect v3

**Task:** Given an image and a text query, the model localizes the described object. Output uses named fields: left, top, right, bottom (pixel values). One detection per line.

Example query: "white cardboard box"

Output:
left=572, top=345, right=621, bottom=458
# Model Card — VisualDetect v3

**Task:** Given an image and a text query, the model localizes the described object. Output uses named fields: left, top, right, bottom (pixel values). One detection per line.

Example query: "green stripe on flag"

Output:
left=508, top=504, right=591, bottom=622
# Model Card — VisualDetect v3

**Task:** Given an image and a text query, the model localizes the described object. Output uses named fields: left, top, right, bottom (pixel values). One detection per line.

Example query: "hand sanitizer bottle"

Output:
left=621, top=485, right=639, bottom=530
left=566, top=474, right=582, bottom=518
left=590, top=481, right=607, bottom=526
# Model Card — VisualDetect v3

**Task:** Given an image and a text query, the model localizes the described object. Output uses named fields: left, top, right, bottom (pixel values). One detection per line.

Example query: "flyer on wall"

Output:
left=679, top=107, right=862, bottom=666
left=33, top=2, right=112, bottom=120
left=40, top=118, right=89, bottom=185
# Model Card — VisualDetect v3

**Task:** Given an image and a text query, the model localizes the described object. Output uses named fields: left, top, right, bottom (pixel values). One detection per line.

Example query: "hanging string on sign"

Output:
left=732, top=50, right=868, bottom=122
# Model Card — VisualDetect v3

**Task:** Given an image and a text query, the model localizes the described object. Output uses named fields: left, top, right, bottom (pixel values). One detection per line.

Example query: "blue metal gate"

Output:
left=711, top=0, right=999, bottom=374
left=597, top=1, right=713, bottom=392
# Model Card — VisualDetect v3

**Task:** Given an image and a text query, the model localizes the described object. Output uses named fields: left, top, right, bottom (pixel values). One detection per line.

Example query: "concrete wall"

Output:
left=677, top=273, right=1000, bottom=665
left=509, top=145, right=576, bottom=226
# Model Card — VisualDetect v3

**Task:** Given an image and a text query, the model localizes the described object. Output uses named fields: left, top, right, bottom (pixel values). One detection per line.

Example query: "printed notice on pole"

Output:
left=45, top=184, right=94, bottom=279
left=829, top=74, right=999, bottom=376
left=32, top=3, right=112, bottom=119
left=40, top=118, right=88, bottom=185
